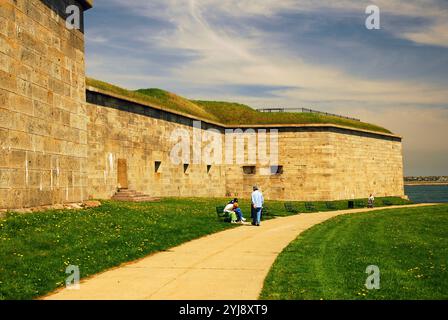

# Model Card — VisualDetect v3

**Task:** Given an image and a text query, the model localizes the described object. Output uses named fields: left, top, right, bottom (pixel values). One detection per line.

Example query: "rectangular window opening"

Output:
left=271, top=165, right=283, bottom=175
left=183, top=163, right=190, bottom=173
left=207, top=165, right=212, bottom=173
left=155, top=161, right=162, bottom=173
left=243, top=166, right=256, bottom=175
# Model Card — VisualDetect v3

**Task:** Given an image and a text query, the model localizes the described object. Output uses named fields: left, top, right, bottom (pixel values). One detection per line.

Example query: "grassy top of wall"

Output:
left=86, top=78, right=392, bottom=134
left=192, top=100, right=393, bottom=134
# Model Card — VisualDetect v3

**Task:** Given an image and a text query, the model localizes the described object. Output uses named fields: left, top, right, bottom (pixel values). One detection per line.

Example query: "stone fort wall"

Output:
left=0, top=0, right=91, bottom=209
left=0, top=0, right=404, bottom=209
left=85, top=88, right=404, bottom=202
left=85, top=89, right=228, bottom=200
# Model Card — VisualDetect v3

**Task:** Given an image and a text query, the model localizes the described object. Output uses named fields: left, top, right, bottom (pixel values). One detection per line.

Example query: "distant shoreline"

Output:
left=404, top=182, right=448, bottom=186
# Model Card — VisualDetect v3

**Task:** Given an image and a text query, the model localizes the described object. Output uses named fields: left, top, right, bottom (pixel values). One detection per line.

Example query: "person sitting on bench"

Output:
left=224, top=198, right=246, bottom=223
left=230, top=198, right=246, bottom=223
left=224, top=202, right=238, bottom=223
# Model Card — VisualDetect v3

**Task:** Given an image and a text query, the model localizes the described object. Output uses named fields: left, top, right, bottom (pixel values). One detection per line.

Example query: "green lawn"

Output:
left=260, top=204, right=448, bottom=300
left=194, top=100, right=391, bottom=133
left=0, top=197, right=277, bottom=300
left=0, top=196, right=409, bottom=300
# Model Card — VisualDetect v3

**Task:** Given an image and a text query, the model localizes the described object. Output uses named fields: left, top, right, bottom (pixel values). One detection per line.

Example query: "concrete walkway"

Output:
left=45, top=203, right=435, bottom=300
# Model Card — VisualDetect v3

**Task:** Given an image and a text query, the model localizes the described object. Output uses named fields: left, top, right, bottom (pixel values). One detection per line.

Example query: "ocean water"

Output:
left=404, top=185, right=448, bottom=203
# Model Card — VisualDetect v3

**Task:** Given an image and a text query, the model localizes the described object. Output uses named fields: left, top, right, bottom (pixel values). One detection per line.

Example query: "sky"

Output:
left=84, top=0, right=448, bottom=176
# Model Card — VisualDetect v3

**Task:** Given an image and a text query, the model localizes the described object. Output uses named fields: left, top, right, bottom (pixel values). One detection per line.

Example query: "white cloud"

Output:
left=403, top=22, right=448, bottom=48
left=85, top=32, right=108, bottom=44
left=145, top=1, right=448, bottom=106
left=91, top=0, right=448, bottom=109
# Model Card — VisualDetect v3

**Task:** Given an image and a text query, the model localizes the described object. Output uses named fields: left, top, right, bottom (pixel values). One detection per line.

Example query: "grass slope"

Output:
left=260, top=205, right=448, bottom=300
left=87, top=78, right=220, bottom=122
left=86, top=78, right=391, bottom=134
left=194, top=100, right=391, bottom=133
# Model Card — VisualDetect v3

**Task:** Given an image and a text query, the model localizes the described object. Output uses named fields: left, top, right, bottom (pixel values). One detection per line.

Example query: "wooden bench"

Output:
left=261, top=206, right=273, bottom=220
left=284, top=202, right=300, bottom=213
left=325, top=202, right=337, bottom=210
left=354, top=200, right=366, bottom=208
left=305, top=202, right=317, bottom=212
left=216, top=206, right=230, bottom=222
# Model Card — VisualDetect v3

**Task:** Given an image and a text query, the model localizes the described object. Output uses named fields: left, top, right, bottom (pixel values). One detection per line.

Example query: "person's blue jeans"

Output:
left=253, top=207, right=262, bottom=225
left=234, top=208, right=244, bottom=221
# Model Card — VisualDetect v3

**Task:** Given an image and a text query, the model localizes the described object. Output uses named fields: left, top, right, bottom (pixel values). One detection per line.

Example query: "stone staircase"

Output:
left=111, top=189, right=159, bottom=202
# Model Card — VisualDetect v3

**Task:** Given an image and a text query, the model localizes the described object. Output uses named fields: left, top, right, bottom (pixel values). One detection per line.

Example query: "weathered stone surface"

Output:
left=84, top=94, right=404, bottom=202
left=0, top=0, right=89, bottom=209
left=0, top=0, right=404, bottom=210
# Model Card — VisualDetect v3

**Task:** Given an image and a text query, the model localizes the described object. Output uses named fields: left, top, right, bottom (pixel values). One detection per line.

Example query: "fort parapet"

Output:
left=0, top=1, right=405, bottom=209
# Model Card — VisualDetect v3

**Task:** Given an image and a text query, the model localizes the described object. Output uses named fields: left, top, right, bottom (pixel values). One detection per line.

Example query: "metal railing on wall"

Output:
left=256, top=107, right=361, bottom=122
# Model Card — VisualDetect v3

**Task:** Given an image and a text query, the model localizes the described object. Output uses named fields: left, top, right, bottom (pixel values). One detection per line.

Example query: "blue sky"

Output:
left=84, top=0, right=448, bottom=176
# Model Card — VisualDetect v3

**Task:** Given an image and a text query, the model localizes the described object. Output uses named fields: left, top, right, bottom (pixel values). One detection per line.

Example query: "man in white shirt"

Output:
left=251, top=186, right=264, bottom=226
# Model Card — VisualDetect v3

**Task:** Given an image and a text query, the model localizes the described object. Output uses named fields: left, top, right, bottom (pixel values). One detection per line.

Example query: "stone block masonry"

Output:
left=85, top=89, right=404, bottom=202
left=0, top=0, right=90, bottom=209
left=0, top=0, right=404, bottom=209
left=85, top=91, right=228, bottom=200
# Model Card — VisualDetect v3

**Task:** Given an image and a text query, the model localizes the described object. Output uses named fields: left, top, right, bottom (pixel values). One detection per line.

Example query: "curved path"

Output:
left=45, top=203, right=435, bottom=300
